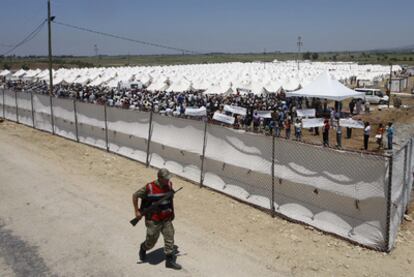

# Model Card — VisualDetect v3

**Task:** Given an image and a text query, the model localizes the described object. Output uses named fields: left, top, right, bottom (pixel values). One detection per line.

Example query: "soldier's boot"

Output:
left=165, top=254, right=182, bottom=270
left=139, top=243, right=146, bottom=261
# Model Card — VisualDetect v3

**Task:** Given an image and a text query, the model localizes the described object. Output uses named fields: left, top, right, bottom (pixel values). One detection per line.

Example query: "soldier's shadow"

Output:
left=141, top=247, right=165, bottom=265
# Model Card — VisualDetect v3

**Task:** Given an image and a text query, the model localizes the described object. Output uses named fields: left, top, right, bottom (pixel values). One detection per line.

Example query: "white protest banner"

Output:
left=302, top=118, right=325, bottom=128
left=296, top=109, right=316, bottom=118
left=224, top=105, right=247, bottom=116
left=255, top=110, right=272, bottom=118
left=339, top=118, right=365, bottom=129
left=185, top=106, right=207, bottom=117
left=213, top=112, right=235, bottom=125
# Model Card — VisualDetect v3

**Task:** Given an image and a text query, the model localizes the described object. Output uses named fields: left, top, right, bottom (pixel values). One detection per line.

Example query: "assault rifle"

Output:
left=130, top=187, right=183, bottom=226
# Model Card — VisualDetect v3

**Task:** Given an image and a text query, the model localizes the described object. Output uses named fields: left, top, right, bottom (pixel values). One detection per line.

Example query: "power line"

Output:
left=1, top=19, right=47, bottom=56
left=53, top=20, right=203, bottom=55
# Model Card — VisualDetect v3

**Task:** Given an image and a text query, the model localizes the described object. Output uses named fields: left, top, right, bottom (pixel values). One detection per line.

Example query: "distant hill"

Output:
left=370, top=44, right=414, bottom=53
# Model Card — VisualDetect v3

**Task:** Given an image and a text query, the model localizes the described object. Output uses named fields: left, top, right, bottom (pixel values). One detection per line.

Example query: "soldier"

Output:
left=132, top=168, right=182, bottom=270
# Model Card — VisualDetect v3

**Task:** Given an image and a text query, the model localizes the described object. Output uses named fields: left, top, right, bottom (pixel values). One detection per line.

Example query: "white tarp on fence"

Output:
left=16, top=91, right=33, bottom=126
left=52, top=97, right=77, bottom=141
left=4, top=90, right=16, bottom=121
left=76, top=102, right=106, bottom=149
left=33, top=94, right=53, bottom=133
left=3, top=90, right=413, bottom=252
left=148, top=114, right=205, bottom=183
left=106, top=107, right=149, bottom=163
left=388, top=144, right=412, bottom=250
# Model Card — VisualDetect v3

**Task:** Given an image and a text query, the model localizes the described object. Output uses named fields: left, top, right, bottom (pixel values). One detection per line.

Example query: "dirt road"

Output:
left=0, top=121, right=413, bottom=277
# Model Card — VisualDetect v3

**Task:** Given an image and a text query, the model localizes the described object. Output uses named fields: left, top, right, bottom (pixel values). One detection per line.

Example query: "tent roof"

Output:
left=285, top=72, right=363, bottom=101
left=0, top=69, right=11, bottom=76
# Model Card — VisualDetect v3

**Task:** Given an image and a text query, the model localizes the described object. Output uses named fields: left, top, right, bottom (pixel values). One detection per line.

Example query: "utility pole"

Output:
left=388, top=63, right=393, bottom=108
left=94, top=44, right=99, bottom=57
left=296, top=36, right=303, bottom=72
left=48, top=0, right=55, bottom=134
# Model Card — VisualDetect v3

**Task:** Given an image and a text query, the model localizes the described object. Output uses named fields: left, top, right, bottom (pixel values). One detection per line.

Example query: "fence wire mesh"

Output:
left=2, top=89, right=414, bottom=252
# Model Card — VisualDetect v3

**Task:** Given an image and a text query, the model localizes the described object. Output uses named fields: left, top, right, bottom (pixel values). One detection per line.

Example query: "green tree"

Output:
left=21, top=64, right=30, bottom=70
left=302, top=52, right=311, bottom=60
left=311, top=52, right=319, bottom=60
left=3, top=63, right=11, bottom=70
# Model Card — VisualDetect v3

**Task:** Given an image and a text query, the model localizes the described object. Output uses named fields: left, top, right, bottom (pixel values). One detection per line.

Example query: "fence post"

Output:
left=30, top=90, right=35, bottom=128
left=409, top=139, right=414, bottom=212
left=403, top=144, right=409, bottom=214
left=145, top=108, right=154, bottom=167
left=73, top=100, right=79, bottom=143
left=199, top=118, right=208, bottom=188
left=15, top=91, right=19, bottom=123
left=49, top=95, right=55, bottom=135
left=2, top=88, right=5, bottom=119
left=271, top=133, right=276, bottom=217
left=385, top=155, right=393, bottom=252
left=104, top=104, right=109, bottom=152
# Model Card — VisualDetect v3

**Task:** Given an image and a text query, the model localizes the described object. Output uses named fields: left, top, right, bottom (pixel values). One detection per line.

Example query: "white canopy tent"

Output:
left=10, top=69, right=26, bottom=81
left=146, top=76, right=170, bottom=92
left=285, top=72, right=364, bottom=101
left=22, top=69, right=41, bottom=81
left=203, top=82, right=234, bottom=95
left=0, top=69, right=11, bottom=78
left=166, top=78, right=193, bottom=92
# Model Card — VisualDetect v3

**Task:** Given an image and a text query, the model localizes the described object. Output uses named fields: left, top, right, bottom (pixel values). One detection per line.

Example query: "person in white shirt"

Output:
left=294, top=118, right=302, bottom=141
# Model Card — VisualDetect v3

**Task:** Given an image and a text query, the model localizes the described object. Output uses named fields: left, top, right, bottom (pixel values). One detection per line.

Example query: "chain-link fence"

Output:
left=2, top=88, right=413, bottom=252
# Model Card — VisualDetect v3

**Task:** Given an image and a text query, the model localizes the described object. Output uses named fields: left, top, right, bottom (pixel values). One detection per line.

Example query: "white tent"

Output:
left=192, top=78, right=211, bottom=90
left=0, top=69, right=11, bottom=79
left=22, top=69, right=41, bottom=81
left=10, top=69, right=26, bottom=81
left=135, top=74, right=152, bottom=87
left=166, top=78, right=193, bottom=92
left=147, top=77, right=170, bottom=92
left=263, top=79, right=282, bottom=93
left=281, top=77, right=301, bottom=91
left=285, top=72, right=363, bottom=101
left=36, top=69, right=51, bottom=81
left=203, top=82, right=234, bottom=95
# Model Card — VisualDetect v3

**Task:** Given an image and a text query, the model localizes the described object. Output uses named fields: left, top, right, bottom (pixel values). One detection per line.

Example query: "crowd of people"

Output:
left=1, top=80, right=394, bottom=151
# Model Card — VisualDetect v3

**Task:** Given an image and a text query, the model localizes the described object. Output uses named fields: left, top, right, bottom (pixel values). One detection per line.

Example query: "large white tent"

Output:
left=285, top=72, right=364, bottom=101
left=22, top=69, right=41, bottom=81
left=203, top=82, right=234, bottom=95
left=0, top=69, right=11, bottom=78
left=147, top=76, right=170, bottom=92
left=10, top=69, right=26, bottom=81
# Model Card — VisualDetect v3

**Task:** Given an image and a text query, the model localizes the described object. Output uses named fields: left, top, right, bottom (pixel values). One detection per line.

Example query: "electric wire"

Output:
left=1, top=19, right=47, bottom=56
left=53, top=20, right=203, bottom=55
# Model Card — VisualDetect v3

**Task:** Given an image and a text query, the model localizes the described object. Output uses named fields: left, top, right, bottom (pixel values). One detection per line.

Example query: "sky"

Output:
left=0, top=0, right=413, bottom=56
